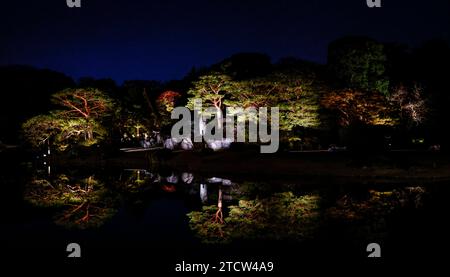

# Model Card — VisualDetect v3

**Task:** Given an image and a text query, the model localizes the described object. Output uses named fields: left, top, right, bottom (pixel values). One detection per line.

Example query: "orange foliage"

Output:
left=321, top=90, right=396, bottom=126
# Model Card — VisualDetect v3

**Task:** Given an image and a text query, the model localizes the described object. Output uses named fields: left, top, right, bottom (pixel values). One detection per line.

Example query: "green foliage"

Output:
left=22, top=114, right=62, bottom=148
left=185, top=70, right=324, bottom=147
left=228, top=72, right=324, bottom=132
left=270, top=72, right=323, bottom=131
left=328, top=38, right=389, bottom=95
left=58, top=118, right=107, bottom=149
left=24, top=175, right=118, bottom=229
left=52, top=88, right=114, bottom=119
left=187, top=192, right=321, bottom=244
left=22, top=88, right=114, bottom=151
left=187, top=73, right=236, bottom=111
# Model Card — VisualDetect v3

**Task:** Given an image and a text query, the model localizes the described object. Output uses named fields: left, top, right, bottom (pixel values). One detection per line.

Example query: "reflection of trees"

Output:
left=214, top=188, right=224, bottom=224
left=326, top=187, right=427, bottom=241
left=24, top=175, right=118, bottom=229
left=188, top=192, right=321, bottom=244
left=117, top=170, right=157, bottom=194
left=116, top=170, right=198, bottom=196
left=189, top=185, right=428, bottom=244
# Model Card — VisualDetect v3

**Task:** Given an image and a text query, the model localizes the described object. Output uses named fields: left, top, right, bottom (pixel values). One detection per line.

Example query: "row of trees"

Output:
left=19, top=37, right=447, bottom=152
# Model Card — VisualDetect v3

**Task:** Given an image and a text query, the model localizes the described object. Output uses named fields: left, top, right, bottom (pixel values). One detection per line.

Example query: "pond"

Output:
left=1, top=153, right=449, bottom=270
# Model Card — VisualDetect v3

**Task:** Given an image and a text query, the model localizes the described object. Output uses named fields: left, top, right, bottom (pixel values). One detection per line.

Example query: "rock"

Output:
left=180, top=137, right=194, bottom=150
left=181, top=172, right=194, bottom=184
left=166, top=174, right=179, bottom=184
left=164, top=138, right=176, bottom=150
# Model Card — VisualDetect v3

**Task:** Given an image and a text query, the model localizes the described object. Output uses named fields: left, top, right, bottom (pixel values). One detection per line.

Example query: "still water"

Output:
left=1, top=153, right=449, bottom=269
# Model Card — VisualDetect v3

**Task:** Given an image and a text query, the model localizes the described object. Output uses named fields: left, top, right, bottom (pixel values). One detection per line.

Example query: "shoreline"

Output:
left=48, top=149, right=450, bottom=184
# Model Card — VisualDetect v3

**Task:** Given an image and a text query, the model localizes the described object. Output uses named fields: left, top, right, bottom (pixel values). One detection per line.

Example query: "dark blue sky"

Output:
left=1, top=0, right=449, bottom=83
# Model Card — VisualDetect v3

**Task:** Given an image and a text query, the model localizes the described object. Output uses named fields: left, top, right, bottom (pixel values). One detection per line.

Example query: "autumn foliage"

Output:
left=157, top=90, right=182, bottom=112
left=321, top=90, right=397, bottom=127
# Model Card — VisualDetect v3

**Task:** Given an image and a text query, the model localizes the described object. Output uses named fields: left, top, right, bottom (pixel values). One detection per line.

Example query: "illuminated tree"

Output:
left=157, top=90, right=182, bottom=128
left=157, top=91, right=182, bottom=113
left=321, top=90, right=397, bottom=127
left=389, top=85, right=428, bottom=126
left=227, top=72, right=323, bottom=134
left=23, top=88, right=114, bottom=151
left=187, top=73, right=236, bottom=129
left=52, top=88, right=114, bottom=140
left=22, top=114, right=62, bottom=148
left=56, top=118, right=107, bottom=150
left=270, top=73, right=323, bottom=131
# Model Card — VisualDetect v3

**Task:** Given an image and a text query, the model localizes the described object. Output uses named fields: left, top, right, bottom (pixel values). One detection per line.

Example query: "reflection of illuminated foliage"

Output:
left=117, top=171, right=157, bottom=194
left=24, top=175, right=118, bottom=229
left=188, top=192, right=321, bottom=244
left=326, top=187, right=426, bottom=240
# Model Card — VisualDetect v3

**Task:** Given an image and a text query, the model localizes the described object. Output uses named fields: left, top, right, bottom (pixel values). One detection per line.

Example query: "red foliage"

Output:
left=161, top=184, right=177, bottom=193
left=157, top=91, right=181, bottom=104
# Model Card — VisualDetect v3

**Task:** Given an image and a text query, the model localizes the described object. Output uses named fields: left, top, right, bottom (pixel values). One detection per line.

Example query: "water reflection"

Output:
left=188, top=181, right=429, bottom=244
left=188, top=191, right=321, bottom=243
left=325, top=187, right=427, bottom=242
left=24, top=174, right=118, bottom=229
left=23, top=167, right=428, bottom=246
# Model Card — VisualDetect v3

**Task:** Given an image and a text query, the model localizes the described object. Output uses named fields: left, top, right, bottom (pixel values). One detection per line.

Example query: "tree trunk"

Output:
left=214, top=188, right=224, bottom=224
left=143, top=89, right=160, bottom=129
left=86, top=125, right=94, bottom=141
left=216, top=106, right=223, bottom=130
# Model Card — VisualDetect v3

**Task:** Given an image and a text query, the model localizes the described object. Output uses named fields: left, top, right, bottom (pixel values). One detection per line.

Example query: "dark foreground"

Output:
left=1, top=148, right=450, bottom=273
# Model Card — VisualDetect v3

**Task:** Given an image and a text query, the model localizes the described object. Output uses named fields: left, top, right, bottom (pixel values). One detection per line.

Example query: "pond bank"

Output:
left=50, top=149, right=450, bottom=185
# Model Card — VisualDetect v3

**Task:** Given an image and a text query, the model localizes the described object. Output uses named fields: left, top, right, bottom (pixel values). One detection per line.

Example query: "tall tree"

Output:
left=187, top=73, right=236, bottom=129
left=52, top=88, right=114, bottom=140
left=228, top=72, right=323, bottom=132
left=328, top=37, right=389, bottom=95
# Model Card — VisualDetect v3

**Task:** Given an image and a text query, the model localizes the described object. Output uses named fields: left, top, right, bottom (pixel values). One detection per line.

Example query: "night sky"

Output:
left=1, top=0, right=449, bottom=83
